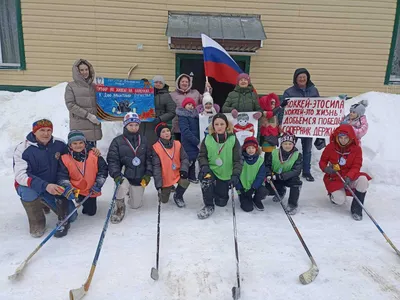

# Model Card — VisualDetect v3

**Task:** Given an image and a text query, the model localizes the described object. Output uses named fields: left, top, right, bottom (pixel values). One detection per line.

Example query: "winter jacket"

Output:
left=342, top=115, right=368, bottom=141
left=13, top=133, right=68, bottom=194
left=65, top=59, right=102, bottom=142
left=170, top=74, right=206, bottom=133
left=107, top=129, right=152, bottom=185
left=152, top=138, right=189, bottom=189
left=236, top=152, right=266, bottom=191
left=176, top=107, right=200, bottom=161
left=319, top=124, right=371, bottom=194
left=265, top=147, right=303, bottom=181
left=57, top=149, right=108, bottom=195
left=139, top=84, right=176, bottom=145
left=222, top=84, right=261, bottom=113
left=198, top=125, right=242, bottom=178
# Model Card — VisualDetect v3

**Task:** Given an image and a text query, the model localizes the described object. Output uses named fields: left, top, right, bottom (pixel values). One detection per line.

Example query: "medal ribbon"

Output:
left=158, top=140, right=175, bottom=162
left=278, top=148, right=294, bottom=164
left=216, top=133, right=227, bottom=155
left=123, top=136, right=141, bottom=157
left=70, top=149, right=87, bottom=176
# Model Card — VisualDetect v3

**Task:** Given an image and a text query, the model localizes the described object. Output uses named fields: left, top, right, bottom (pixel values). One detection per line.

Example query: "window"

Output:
left=385, top=0, right=400, bottom=84
left=0, top=0, right=26, bottom=69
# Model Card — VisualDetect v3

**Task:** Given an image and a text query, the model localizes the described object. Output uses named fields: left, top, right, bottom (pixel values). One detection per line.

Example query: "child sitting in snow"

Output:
left=197, top=113, right=242, bottom=219
left=196, top=92, right=220, bottom=116
left=107, top=112, right=153, bottom=224
left=176, top=97, right=200, bottom=183
left=57, top=130, right=108, bottom=237
left=152, top=122, right=190, bottom=207
left=341, top=99, right=368, bottom=142
left=265, top=132, right=303, bottom=215
left=235, top=137, right=268, bottom=212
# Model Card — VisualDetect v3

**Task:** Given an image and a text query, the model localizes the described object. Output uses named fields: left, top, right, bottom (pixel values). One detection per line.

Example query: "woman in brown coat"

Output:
left=64, top=59, right=102, bottom=146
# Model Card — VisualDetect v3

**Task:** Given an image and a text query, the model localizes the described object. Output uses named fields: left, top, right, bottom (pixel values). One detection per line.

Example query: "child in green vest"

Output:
left=265, top=132, right=303, bottom=215
left=235, top=136, right=268, bottom=212
left=197, top=113, right=242, bottom=219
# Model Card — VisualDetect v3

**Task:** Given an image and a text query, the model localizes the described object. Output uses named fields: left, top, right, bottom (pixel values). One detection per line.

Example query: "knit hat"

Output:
left=155, top=122, right=170, bottom=138
left=212, top=113, right=228, bottom=128
left=242, top=136, right=259, bottom=151
left=152, top=75, right=165, bottom=85
left=280, top=132, right=297, bottom=144
left=350, top=99, right=368, bottom=117
left=202, top=92, right=213, bottom=106
left=67, top=130, right=86, bottom=145
left=123, top=112, right=141, bottom=127
left=182, top=97, right=196, bottom=108
left=237, top=73, right=251, bottom=85
left=32, top=119, right=53, bottom=133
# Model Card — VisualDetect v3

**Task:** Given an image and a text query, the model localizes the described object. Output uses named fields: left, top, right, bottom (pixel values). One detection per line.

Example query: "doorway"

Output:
left=175, top=54, right=251, bottom=109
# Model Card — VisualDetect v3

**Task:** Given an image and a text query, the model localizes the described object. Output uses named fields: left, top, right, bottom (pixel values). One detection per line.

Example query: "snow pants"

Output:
left=200, top=174, right=230, bottom=207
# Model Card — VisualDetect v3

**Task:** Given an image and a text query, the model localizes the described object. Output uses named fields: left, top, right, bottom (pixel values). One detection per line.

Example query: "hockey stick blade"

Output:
left=8, top=260, right=28, bottom=280
left=69, top=285, right=86, bottom=300
left=232, top=286, right=240, bottom=300
left=150, top=267, right=159, bottom=281
left=299, top=263, right=319, bottom=285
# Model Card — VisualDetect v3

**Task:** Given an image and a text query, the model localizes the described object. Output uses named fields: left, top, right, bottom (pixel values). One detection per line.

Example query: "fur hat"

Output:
left=123, top=112, right=141, bottom=127
left=182, top=97, right=196, bottom=108
left=237, top=73, right=251, bottom=84
left=152, top=75, right=165, bottom=85
left=279, top=132, right=297, bottom=145
left=350, top=99, right=368, bottom=117
left=67, top=130, right=86, bottom=145
left=155, top=122, right=170, bottom=138
left=242, top=136, right=259, bottom=151
left=32, top=119, right=53, bottom=133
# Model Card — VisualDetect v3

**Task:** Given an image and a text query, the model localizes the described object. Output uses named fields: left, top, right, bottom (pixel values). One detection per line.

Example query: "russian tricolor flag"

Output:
left=201, top=34, right=243, bottom=86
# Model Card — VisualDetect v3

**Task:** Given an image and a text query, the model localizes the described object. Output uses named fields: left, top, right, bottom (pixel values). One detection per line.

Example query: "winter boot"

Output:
left=173, top=185, right=186, bottom=208
left=54, top=197, right=70, bottom=238
left=21, top=198, right=46, bottom=238
left=351, top=190, right=366, bottom=221
left=302, top=173, right=315, bottom=182
left=111, top=198, right=126, bottom=224
left=253, top=186, right=268, bottom=211
left=272, top=187, right=286, bottom=202
left=197, top=205, right=215, bottom=219
left=286, top=205, right=298, bottom=215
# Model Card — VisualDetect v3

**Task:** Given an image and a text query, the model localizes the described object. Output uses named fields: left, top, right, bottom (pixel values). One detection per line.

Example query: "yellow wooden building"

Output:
left=0, top=0, right=399, bottom=101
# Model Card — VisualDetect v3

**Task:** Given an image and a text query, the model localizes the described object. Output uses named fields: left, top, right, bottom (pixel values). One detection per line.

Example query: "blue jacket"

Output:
left=13, top=132, right=68, bottom=194
left=176, top=107, right=200, bottom=161
left=236, top=152, right=266, bottom=191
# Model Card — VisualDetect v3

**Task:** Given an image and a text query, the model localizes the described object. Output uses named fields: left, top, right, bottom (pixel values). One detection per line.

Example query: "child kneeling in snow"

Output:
left=152, top=122, right=190, bottom=207
left=265, top=133, right=303, bottom=215
left=341, top=99, right=368, bottom=142
left=235, top=137, right=268, bottom=212
left=57, top=130, right=108, bottom=237
left=107, top=113, right=153, bottom=224
left=319, top=124, right=372, bottom=221
left=197, top=113, right=242, bottom=219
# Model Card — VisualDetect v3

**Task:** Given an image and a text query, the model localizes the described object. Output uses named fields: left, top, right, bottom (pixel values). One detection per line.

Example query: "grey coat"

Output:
left=64, top=59, right=102, bottom=141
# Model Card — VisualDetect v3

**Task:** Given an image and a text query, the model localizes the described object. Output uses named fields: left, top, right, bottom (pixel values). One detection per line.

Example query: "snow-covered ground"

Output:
left=0, top=86, right=400, bottom=300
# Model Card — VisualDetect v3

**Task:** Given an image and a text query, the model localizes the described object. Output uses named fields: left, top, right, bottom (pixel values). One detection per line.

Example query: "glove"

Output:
left=114, top=175, right=124, bottom=185
left=266, top=176, right=272, bottom=183
left=87, top=113, right=101, bottom=125
left=324, top=166, right=336, bottom=174
left=231, top=109, right=239, bottom=119
left=280, top=98, right=289, bottom=108
left=141, top=175, right=151, bottom=187
left=62, top=186, right=78, bottom=201
left=344, top=176, right=352, bottom=186
left=199, top=165, right=212, bottom=179
left=180, top=171, right=188, bottom=179
left=229, top=175, right=240, bottom=188
left=90, top=185, right=101, bottom=194
left=252, top=111, right=262, bottom=120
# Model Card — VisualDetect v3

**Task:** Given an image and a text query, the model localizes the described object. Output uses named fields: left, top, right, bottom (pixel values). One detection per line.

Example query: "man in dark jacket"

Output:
left=281, top=68, right=320, bottom=182
left=139, top=75, right=176, bottom=145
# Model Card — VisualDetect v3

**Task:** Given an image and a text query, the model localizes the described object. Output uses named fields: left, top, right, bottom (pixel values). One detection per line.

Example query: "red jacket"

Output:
left=319, top=124, right=371, bottom=194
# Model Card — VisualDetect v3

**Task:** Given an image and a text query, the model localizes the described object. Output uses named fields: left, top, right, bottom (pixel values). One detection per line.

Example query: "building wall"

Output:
left=0, top=0, right=399, bottom=96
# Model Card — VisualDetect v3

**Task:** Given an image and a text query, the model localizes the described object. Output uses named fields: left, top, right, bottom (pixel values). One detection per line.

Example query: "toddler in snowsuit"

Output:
left=107, top=112, right=153, bottom=224
left=265, top=132, right=303, bottom=215
left=57, top=130, right=108, bottom=237
left=341, top=99, right=368, bottom=142
left=176, top=97, right=200, bottom=184
left=197, top=113, right=242, bottom=219
left=152, top=122, right=190, bottom=207
left=235, top=136, right=268, bottom=212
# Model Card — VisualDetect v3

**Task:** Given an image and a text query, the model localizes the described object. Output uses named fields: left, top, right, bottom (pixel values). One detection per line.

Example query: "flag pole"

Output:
left=205, top=76, right=210, bottom=92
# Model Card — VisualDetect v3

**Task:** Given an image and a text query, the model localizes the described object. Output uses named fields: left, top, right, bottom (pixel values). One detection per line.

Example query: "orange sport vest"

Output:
left=153, top=140, right=181, bottom=188
left=61, top=151, right=100, bottom=197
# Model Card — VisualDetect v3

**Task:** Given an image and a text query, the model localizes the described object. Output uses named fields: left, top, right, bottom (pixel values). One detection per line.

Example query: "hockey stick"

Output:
left=8, top=193, right=92, bottom=281
left=269, top=181, right=319, bottom=284
left=150, top=192, right=162, bottom=280
left=336, top=172, right=400, bottom=256
left=69, top=184, right=120, bottom=300
left=231, top=188, right=241, bottom=299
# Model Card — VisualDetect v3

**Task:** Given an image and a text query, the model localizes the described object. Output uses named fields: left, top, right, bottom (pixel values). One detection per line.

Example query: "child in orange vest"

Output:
left=57, top=130, right=108, bottom=237
left=152, top=122, right=190, bottom=207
